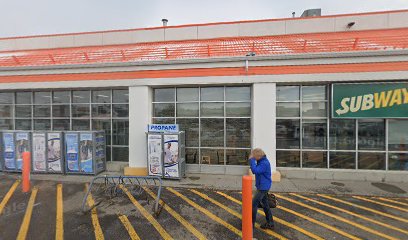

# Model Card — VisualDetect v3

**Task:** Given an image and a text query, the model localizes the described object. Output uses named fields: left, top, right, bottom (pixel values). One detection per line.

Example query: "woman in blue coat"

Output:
left=249, top=148, right=274, bottom=230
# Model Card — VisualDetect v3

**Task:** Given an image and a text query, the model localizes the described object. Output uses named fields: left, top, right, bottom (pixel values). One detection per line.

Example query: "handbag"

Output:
left=257, top=193, right=278, bottom=209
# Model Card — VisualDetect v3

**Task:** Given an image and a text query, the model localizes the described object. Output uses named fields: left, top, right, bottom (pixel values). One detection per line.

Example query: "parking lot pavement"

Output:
left=1, top=174, right=408, bottom=240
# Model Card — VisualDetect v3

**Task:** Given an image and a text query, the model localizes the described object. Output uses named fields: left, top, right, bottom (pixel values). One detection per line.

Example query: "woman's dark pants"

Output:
left=252, top=190, right=274, bottom=226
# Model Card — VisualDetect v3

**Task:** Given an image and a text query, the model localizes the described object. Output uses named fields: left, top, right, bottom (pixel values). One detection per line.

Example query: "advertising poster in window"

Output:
left=95, top=132, right=105, bottom=172
left=65, top=133, right=79, bottom=172
left=3, top=133, right=15, bottom=170
left=48, top=133, right=62, bottom=172
left=32, top=133, right=46, bottom=172
left=16, top=132, right=30, bottom=171
left=163, top=135, right=179, bottom=178
left=80, top=133, right=93, bottom=173
left=147, top=134, right=162, bottom=176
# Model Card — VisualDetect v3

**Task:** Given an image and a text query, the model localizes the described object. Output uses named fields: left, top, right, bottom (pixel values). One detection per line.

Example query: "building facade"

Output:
left=1, top=9, right=407, bottom=182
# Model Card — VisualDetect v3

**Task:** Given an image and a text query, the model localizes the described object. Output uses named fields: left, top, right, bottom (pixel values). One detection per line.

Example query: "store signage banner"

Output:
left=48, top=133, right=62, bottom=172
left=147, top=134, right=163, bottom=176
left=95, top=132, right=105, bottom=171
left=332, top=82, right=408, bottom=118
left=163, top=135, right=180, bottom=178
left=15, top=132, right=29, bottom=170
left=32, top=133, right=47, bottom=172
left=3, top=133, right=15, bottom=170
left=80, top=133, right=94, bottom=173
left=148, top=124, right=179, bottom=133
left=65, top=133, right=79, bottom=172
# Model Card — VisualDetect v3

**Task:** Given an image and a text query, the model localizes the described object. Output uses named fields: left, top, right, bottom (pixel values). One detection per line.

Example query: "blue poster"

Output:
left=65, top=133, right=79, bottom=172
left=16, top=132, right=30, bottom=171
left=3, top=133, right=16, bottom=170
left=80, top=133, right=93, bottom=173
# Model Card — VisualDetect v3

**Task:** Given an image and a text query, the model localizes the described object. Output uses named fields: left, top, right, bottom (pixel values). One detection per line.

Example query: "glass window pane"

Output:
left=302, top=151, right=327, bottom=168
left=358, top=119, right=385, bottom=150
left=112, top=120, right=129, bottom=145
left=201, top=87, right=224, bottom=101
left=15, top=119, right=32, bottom=130
left=201, top=102, right=224, bottom=117
left=153, top=118, right=175, bottom=124
left=302, top=102, right=326, bottom=117
left=92, top=104, right=111, bottom=118
left=15, top=105, right=32, bottom=118
left=276, top=150, right=300, bottom=167
left=72, top=91, right=90, bottom=103
left=329, top=152, right=356, bottom=169
left=72, top=104, right=90, bottom=118
left=34, top=91, right=51, bottom=104
left=176, top=103, right=199, bottom=117
left=0, top=105, right=13, bottom=118
left=201, top=148, right=224, bottom=165
left=388, top=153, right=408, bottom=171
left=226, top=118, right=251, bottom=148
left=34, top=119, right=51, bottom=130
left=52, top=105, right=70, bottom=118
left=186, top=148, right=199, bottom=164
left=302, top=86, right=326, bottom=101
left=72, top=119, right=90, bottom=130
left=276, top=120, right=300, bottom=149
left=302, top=119, right=327, bottom=149
left=330, top=119, right=356, bottom=150
left=0, top=93, right=13, bottom=104
left=92, top=90, right=111, bottom=103
left=34, top=105, right=51, bottom=117
left=53, top=91, right=70, bottom=104
left=226, top=87, right=250, bottom=101
left=0, top=119, right=13, bottom=130
left=177, top=88, right=198, bottom=102
left=113, top=89, right=129, bottom=103
left=226, top=103, right=251, bottom=117
left=358, top=152, right=385, bottom=170
left=201, top=119, right=224, bottom=147
left=153, top=103, right=175, bottom=117
left=154, top=88, right=174, bottom=102
left=177, top=118, right=199, bottom=147
left=16, top=92, right=32, bottom=104
left=277, top=86, right=299, bottom=101
left=277, top=103, right=300, bottom=117
left=388, top=120, right=408, bottom=151
left=93, top=120, right=111, bottom=145
left=226, top=149, right=250, bottom=165
left=53, top=119, right=70, bottom=131
left=112, top=104, right=129, bottom=118
left=112, top=147, right=129, bottom=162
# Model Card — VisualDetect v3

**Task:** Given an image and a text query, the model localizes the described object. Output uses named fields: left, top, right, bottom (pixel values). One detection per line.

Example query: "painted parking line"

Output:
left=167, top=187, right=242, bottom=238
left=118, top=214, right=141, bottom=240
left=353, top=196, right=408, bottom=213
left=374, top=197, right=408, bottom=207
left=56, top=184, right=64, bottom=240
left=318, top=194, right=408, bottom=224
left=280, top=194, right=398, bottom=240
left=0, top=180, right=21, bottom=215
left=216, top=191, right=323, bottom=240
left=191, top=189, right=288, bottom=240
left=85, top=184, right=105, bottom=240
left=143, top=187, right=207, bottom=240
left=120, top=185, right=173, bottom=240
left=293, top=194, right=408, bottom=236
left=16, top=187, right=39, bottom=240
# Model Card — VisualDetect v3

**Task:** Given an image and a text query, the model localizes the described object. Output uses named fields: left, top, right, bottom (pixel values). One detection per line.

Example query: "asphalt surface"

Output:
left=1, top=174, right=408, bottom=240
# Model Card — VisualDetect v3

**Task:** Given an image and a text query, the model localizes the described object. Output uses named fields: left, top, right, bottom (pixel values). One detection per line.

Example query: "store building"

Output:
left=0, top=9, right=407, bottom=182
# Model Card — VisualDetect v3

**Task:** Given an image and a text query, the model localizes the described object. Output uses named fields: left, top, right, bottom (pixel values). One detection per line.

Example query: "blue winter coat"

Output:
left=250, top=156, right=272, bottom=191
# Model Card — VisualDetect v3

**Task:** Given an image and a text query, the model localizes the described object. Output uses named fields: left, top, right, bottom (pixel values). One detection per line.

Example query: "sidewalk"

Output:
left=3, top=171, right=408, bottom=197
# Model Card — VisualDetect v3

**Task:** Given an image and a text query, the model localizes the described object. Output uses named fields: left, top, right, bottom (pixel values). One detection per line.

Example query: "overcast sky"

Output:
left=1, top=0, right=408, bottom=38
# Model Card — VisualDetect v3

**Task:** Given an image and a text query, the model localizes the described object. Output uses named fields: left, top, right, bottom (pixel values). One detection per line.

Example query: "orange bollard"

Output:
left=22, top=152, right=31, bottom=193
left=242, top=175, right=253, bottom=240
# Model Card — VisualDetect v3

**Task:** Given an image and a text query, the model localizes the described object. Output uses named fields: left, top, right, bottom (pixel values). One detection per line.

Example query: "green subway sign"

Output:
left=332, top=82, right=408, bottom=118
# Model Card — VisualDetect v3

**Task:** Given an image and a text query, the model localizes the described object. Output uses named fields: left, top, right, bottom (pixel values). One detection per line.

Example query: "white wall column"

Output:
left=252, top=83, right=280, bottom=181
left=125, top=85, right=152, bottom=175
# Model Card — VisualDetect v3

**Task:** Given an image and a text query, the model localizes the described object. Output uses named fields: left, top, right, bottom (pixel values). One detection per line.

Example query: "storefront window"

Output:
left=277, top=103, right=300, bottom=117
left=276, top=150, right=300, bottom=167
left=358, top=119, right=385, bottom=150
left=276, top=119, right=300, bottom=149
left=277, top=86, right=299, bottom=101
left=302, top=119, right=327, bottom=149
left=302, top=151, right=327, bottom=168
left=388, top=153, right=408, bottom=171
left=329, top=152, right=355, bottom=169
left=388, top=120, right=408, bottom=151
left=154, top=86, right=251, bottom=166
left=330, top=119, right=356, bottom=150
left=358, top=152, right=386, bottom=170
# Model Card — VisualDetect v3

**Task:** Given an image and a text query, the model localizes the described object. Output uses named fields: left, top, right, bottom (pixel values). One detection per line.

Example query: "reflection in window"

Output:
left=92, top=90, right=111, bottom=103
left=112, top=104, right=129, bottom=117
left=388, top=120, right=408, bottom=151
left=177, top=118, right=199, bottom=147
left=201, top=119, right=224, bottom=147
left=53, top=91, right=70, bottom=104
left=226, top=103, right=251, bottom=117
left=329, top=152, right=355, bottom=169
left=92, top=104, right=111, bottom=118
left=358, top=119, right=385, bottom=150
left=53, top=105, right=70, bottom=118
left=388, top=153, right=408, bottom=171
left=15, top=119, right=32, bottom=130
left=34, top=119, right=51, bottom=130
left=177, top=88, right=198, bottom=102
left=302, top=151, right=327, bottom=168
left=226, top=118, right=251, bottom=148
left=201, top=87, right=224, bottom=101
left=358, top=152, right=385, bottom=170
left=201, top=103, right=223, bottom=117
left=330, top=119, right=356, bottom=150
left=302, top=119, right=326, bottom=149
left=201, top=148, right=224, bottom=165
left=34, top=105, right=51, bottom=117
left=0, top=105, right=13, bottom=118
left=53, top=119, right=70, bottom=131
left=276, top=120, right=300, bottom=149
left=15, top=105, right=32, bottom=118
left=302, top=102, right=326, bottom=117
left=186, top=148, right=199, bottom=164
left=34, top=92, right=51, bottom=104
left=177, top=103, right=199, bottom=117
left=153, top=103, right=175, bottom=117
left=72, top=119, right=90, bottom=130
left=276, top=150, right=300, bottom=167
left=16, top=92, right=32, bottom=104
left=0, top=93, right=13, bottom=104
left=113, top=89, right=129, bottom=103
left=0, top=119, right=13, bottom=130
left=276, top=103, right=300, bottom=117
left=302, top=86, right=326, bottom=101
left=226, top=87, right=251, bottom=101
left=72, top=105, right=90, bottom=118
left=72, top=91, right=90, bottom=103
left=226, top=149, right=250, bottom=165
left=154, top=88, right=174, bottom=102
left=277, top=86, right=299, bottom=101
